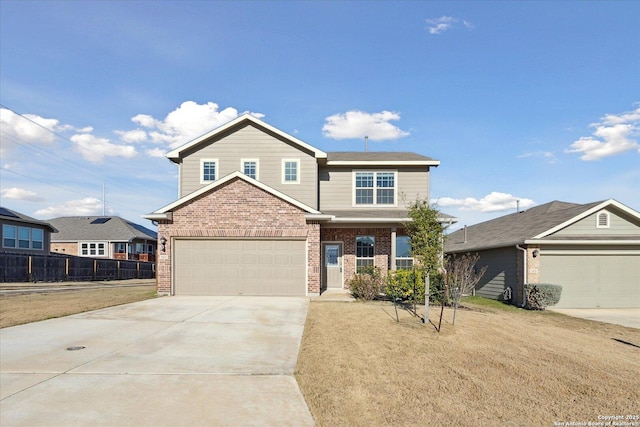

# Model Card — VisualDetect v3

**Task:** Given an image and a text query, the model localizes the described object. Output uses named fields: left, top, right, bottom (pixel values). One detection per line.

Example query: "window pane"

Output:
left=376, top=172, right=394, bottom=188
left=356, top=236, right=375, bottom=258
left=396, top=259, right=413, bottom=270
left=377, top=188, right=394, bottom=204
left=396, top=236, right=411, bottom=258
left=355, top=188, right=374, bottom=204
left=355, top=172, right=373, bottom=188
left=32, top=228, right=43, bottom=242
left=18, top=227, right=30, bottom=248
left=203, top=161, right=216, bottom=181
left=3, top=238, right=16, bottom=248
left=244, top=161, right=256, bottom=179
left=32, top=241, right=43, bottom=250
left=284, top=161, right=297, bottom=181
left=3, top=225, right=16, bottom=238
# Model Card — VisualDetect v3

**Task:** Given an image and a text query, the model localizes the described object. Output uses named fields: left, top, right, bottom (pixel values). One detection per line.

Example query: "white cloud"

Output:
left=0, top=108, right=60, bottom=144
left=115, top=128, right=147, bottom=143
left=322, top=110, right=410, bottom=141
left=128, top=101, right=263, bottom=149
left=517, top=151, right=557, bottom=164
left=70, top=133, right=137, bottom=163
left=146, top=147, right=167, bottom=158
left=566, top=106, right=640, bottom=161
left=425, top=16, right=473, bottom=35
left=435, top=192, right=535, bottom=213
left=35, top=197, right=108, bottom=217
left=0, top=187, right=44, bottom=202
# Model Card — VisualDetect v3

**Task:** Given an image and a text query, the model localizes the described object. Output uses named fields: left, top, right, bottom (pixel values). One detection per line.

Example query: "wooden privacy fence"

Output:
left=0, top=251, right=155, bottom=283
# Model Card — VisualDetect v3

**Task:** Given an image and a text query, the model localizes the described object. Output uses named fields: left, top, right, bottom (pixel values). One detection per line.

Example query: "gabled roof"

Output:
left=444, top=199, right=640, bottom=253
left=165, top=114, right=328, bottom=163
left=144, top=171, right=321, bottom=220
left=47, top=216, right=157, bottom=242
left=0, top=206, right=57, bottom=232
left=325, top=152, right=440, bottom=166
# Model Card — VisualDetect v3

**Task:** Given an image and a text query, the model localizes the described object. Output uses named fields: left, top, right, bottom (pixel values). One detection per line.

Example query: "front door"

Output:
left=322, top=243, right=343, bottom=289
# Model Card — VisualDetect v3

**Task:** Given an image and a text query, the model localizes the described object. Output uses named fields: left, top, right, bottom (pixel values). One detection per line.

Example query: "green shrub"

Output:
left=385, top=269, right=424, bottom=302
left=428, top=272, right=447, bottom=305
left=524, top=283, right=563, bottom=310
left=348, top=267, right=384, bottom=301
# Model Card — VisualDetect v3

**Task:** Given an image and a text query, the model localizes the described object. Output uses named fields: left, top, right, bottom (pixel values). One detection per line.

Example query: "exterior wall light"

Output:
left=160, top=237, right=167, bottom=252
left=532, top=249, right=540, bottom=258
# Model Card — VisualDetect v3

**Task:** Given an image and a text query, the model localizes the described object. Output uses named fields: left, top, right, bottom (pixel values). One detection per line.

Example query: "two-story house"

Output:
left=145, top=114, right=452, bottom=296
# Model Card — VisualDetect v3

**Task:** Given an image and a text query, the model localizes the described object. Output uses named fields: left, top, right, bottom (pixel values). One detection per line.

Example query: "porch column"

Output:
left=390, top=227, right=397, bottom=271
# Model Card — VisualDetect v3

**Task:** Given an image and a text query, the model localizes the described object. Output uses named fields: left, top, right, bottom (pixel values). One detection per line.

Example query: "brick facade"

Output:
left=51, top=242, right=78, bottom=256
left=321, top=227, right=394, bottom=287
left=156, top=178, right=320, bottom=295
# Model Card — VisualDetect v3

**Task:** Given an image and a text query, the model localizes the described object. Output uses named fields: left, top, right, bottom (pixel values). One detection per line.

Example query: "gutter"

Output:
left=515, top=245, right=527, bottom=307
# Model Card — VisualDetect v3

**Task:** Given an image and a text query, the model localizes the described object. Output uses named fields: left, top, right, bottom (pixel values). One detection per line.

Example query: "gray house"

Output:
left=145, top=114, right=454, bottom=296
left=445, top=200, right=640, bottom=309
left=48, top=216, right=157, bottom=262
left=1, top=207, right=57, bottom=254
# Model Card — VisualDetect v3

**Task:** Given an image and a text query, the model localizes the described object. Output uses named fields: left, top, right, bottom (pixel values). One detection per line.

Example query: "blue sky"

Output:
left=1, top=1, right=638, bottom=231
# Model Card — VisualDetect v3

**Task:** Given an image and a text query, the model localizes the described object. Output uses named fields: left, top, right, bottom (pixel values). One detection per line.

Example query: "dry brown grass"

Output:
left=0, top=286, right=156, bottom=328
left=295, top=300, right=640, bottom=427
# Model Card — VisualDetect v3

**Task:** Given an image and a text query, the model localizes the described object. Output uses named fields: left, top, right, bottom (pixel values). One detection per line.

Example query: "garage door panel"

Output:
left=540, top=254, right=640, bottom=308
left=174, top=239, right=306, bottom=296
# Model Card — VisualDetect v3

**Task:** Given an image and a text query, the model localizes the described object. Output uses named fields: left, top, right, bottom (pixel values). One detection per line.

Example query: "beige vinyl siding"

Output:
left=554, top=210, right=640, bottom=236
left=473, top=247, right=518, bottom=300
left=179, top=125, right=318, bottom=208
left=319, top=166, right=430, bottom=211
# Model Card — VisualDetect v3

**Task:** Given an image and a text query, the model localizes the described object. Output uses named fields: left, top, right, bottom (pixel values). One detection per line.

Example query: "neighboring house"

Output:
left=0, top=207, right=57, bottom=254
left=48, top=216, right=157, bottom=262
left=444, top=199, right=640, bottom=309
left=145, top=114, right=454, bottom=296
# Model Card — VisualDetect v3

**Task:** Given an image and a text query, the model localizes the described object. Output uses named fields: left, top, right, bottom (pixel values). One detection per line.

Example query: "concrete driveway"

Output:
left=550, top=308, right=640, bottom=329
left=0, top=296, right=315, bottom=426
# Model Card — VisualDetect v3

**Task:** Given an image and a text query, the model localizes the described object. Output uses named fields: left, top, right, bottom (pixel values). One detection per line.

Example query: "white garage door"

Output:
left=174, top=239, right=307, bottom=296
left=540, top=253, right=640, bottom=308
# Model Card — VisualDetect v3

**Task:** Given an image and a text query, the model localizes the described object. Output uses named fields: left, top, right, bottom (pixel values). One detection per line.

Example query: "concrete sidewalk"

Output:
left=0, top=296, right=315, bottom=426
left=549, top=308, right=640, bottom=329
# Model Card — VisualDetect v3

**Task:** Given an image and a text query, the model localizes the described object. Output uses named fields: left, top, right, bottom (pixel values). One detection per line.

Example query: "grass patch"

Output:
left=0, top=286, right=157, bottom=328
left=295, top=300, right=640, bottom=426
left=460, top=295, right=521, bottom=312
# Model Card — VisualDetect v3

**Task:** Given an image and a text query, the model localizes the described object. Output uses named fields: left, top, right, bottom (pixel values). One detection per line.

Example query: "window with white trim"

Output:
left=242, top=159, right=259, bottom=179
left=80, top=242, right=106, bottom=257
left=596, top=210, right=610, bottom=228
left=282, top=159, right=300, bottom=184
left=201, top=159, right=218, bottom=183
left=354, top=171, right=396, bottom=206
left=2, top=224, right=44, bottom=250
left=395, top=235, right=413, bottom=270
left=356, top=235, right=375, bottom=271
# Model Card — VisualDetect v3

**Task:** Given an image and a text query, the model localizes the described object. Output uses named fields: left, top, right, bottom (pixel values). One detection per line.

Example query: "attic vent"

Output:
left=596, top=211, right=610, bottom=229
left=91, top=217, right=111, bottom=224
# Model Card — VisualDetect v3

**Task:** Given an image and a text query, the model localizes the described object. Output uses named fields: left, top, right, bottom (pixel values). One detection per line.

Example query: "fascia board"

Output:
left=525, top=239, right=640, bottom=245
left=326, top=160, right=440, bottom=167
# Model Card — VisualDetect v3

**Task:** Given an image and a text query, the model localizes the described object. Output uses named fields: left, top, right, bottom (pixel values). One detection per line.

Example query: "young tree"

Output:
left=403, top=199, right=446, bottom=323
left=445, top=253, right=488, bottom=297
left=404, top=199, right=444, bottom=273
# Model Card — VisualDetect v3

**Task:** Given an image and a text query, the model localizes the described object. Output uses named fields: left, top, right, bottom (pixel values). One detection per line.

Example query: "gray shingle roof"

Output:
left=0, top=206, right=57, bottom=232
left=444, top=200, right=605, bottom=252
left=47, top=216, right=157, bottom=242
left=326, top=152, right=437, bottom=162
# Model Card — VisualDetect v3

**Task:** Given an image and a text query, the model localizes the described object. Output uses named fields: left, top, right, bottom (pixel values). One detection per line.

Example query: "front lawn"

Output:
left=295, top=298, right=640, bottom=426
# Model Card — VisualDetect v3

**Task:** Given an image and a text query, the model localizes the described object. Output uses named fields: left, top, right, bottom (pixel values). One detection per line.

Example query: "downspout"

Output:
left=515, top=245, right=527, bottom=307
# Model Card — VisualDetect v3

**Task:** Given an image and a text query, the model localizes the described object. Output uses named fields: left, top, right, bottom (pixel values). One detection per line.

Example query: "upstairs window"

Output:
left=354, top=171, right=396, bottom=206
left=282, top=159, right=300, bottom=184
left=201, top=159, right=218, bottom=183
left=596, top=211, right=610, bottom=229
left=242, top=159, right=258, bottom=179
